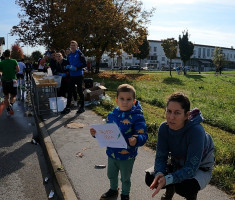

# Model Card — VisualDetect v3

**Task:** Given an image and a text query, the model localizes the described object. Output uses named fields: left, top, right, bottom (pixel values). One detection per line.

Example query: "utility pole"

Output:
left=7, top=33, right=10, bottom=49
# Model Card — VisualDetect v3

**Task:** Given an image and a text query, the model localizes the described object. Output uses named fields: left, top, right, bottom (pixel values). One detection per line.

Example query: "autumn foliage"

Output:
left=11, top=44, right=24, bottom=60
left=11, top=0, right=155, bottom=71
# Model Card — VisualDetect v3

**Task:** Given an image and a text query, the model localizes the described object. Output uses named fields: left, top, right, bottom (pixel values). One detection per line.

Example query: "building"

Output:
left=0, top=37, right=5, bottom=58
left=101, top=40, right=235, bottom=71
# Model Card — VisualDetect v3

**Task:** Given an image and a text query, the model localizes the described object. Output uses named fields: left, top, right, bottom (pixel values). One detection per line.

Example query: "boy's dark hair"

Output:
left=4, top=49, right=10, bottom=57
left=167, top=92, right=190, bottom=113
left=117, top=84, right=136, bottom=99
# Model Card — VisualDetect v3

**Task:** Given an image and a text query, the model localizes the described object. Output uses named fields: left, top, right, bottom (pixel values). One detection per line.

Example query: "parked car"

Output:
left=141, top=66, right=148, bottom=70
left=128, top=65, right=140, bottom=70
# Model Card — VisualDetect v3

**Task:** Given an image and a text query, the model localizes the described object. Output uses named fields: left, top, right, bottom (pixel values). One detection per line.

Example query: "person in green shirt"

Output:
left=0, top=49, right=19, bottom=115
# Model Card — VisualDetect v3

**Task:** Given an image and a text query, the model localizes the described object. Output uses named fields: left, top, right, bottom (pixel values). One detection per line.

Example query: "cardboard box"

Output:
left=84, top=85, right=107, bottom=101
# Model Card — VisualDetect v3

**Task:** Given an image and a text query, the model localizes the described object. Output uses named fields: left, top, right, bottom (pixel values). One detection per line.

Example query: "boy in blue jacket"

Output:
left=90, top=84, right=148, bottom=200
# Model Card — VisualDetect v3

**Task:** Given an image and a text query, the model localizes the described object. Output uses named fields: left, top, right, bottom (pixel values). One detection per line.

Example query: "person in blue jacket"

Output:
left=90, top=84, right=148, bottom=200
left=149, top=92, right=214, bottom=200
left=61, top=40, right=86, bottom=114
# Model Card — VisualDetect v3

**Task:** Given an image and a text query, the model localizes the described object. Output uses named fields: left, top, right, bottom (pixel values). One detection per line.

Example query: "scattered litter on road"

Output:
left=25, top=111, right=33, bottom=117
left=48, top=190, right=54, bottom=199
left=95, top=165, right=106, bottom=169
left=57, top=166, right=64, bottom=171
left=66, top=122, right=85, bottom=129
left=31, top=139, right=38, bottom=145
left=76, top=152, right=84, bottom=158
left=82, top=147, right=87, bottom=151
left=44, top=177, right=49, bottom=183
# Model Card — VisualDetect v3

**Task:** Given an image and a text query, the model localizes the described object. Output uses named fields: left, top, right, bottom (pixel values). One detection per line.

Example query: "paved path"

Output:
left=40, top=108, right=233, bottom=200
left=0, top=100, right=58, bottom=200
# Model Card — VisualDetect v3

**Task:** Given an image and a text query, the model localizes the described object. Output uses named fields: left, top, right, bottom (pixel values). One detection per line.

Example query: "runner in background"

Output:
left=17, top=58, right=26, bottom=100
left=0, top=49, right=19, bottom=116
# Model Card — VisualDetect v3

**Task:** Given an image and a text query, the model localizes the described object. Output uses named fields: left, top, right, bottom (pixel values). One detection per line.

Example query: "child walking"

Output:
left=90, top=84, right=148, bottom=200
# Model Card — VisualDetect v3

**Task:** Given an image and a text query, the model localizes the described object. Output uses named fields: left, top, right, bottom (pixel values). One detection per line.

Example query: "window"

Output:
left=150, top=56, right=157, bottom=60
left=203, top=48, right=206, bottom=58
left=207, top=49, right=210, bottom=57
left=154, top=47, right=157, bottom=52
left=211, top=49, right=214, bottom=56
left=198, top=48, right=201, bottom=58
left=162, top=57, right=165, bottom=61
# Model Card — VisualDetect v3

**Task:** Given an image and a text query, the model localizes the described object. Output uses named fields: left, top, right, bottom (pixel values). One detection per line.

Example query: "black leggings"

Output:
left=173, top=178, right=200, bottom=199
left=145, top=173, right=200, bottom=199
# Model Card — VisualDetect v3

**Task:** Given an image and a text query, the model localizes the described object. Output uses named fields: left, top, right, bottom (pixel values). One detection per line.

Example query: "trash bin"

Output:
left=49, top=97, right=67, bottom=112
left=84, top=78, right=93, bottom=88
left=54, top=75, right=62, bottom=88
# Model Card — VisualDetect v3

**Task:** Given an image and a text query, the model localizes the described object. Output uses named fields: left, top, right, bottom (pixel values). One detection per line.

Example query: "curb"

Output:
left=38, top=120, right=78, bottom=200
left=31, top=91, right=78, bottom=200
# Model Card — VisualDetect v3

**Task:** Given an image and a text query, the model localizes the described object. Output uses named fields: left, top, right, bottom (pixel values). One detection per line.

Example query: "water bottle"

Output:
left=47, top=67, right=53, bottom=76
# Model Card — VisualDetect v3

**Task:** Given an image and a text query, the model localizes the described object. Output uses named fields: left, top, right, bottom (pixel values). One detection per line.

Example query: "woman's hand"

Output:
left=150, top=174, right=166, bottom=198
left=90, top=128, right=96, bottom=137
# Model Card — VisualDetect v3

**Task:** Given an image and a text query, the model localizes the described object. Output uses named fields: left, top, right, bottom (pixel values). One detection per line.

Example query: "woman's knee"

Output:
left=175, top=178, right=200, bottom=198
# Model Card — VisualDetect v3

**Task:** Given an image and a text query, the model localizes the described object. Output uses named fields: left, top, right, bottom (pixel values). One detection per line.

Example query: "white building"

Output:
left=101, top=40, right=235, bottom=71
left=0, top=37, right=5, bottom=58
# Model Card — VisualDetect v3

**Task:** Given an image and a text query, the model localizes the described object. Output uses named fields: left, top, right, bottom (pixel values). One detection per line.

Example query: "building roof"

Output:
left=148, top=39, right=234, bottom=51
left=0, top=37, right=5, bottom=45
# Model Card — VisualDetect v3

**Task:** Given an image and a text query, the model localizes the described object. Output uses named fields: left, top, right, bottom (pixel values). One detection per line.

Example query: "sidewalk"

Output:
left=37, top=108, right=233, bottom=200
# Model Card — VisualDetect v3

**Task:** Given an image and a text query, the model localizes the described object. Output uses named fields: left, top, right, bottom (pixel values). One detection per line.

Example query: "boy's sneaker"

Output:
left=100, top=189, right=118, bottom=200
left=61, top=107, right=71, bottom=115
left=76, top=107, right=85, bottom=114
left=121, top=194, right=130, bottom=200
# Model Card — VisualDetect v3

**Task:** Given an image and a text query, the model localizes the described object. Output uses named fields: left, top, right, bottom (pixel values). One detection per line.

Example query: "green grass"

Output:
left=86, top=71, right=235, bottom=197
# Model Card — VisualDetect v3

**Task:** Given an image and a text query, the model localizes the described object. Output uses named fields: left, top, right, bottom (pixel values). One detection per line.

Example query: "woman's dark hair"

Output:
left=167, top=92, right=190, bottom=113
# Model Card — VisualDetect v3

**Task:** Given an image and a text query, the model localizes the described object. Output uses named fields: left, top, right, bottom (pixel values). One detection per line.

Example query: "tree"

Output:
left=11, top=44, right=24, bottom=60
left=31, top=50, right=43, bottom=63
left=133, top=37, right=150, bottom=72
left=161, top=38, right=178, bottom=76
left=212, top=47, right=226, bottom=75
left=178, top=30, right=194, bottom=75
left=12, top=0, right=155, bottom=73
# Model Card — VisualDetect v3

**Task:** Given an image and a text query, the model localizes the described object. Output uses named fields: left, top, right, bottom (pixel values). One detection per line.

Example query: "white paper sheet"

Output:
left=90, top=123, right=127, bottom=148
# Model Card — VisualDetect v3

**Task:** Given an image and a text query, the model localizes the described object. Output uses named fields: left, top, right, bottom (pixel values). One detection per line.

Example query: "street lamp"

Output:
left=7, top=33, right=11, bottom=49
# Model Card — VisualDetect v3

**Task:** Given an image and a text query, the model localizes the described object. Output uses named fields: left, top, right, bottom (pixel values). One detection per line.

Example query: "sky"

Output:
left=1, top=0, right=235, bottom=55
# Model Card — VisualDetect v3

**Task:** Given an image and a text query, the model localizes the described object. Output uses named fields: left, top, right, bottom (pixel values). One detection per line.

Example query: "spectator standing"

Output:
left=38, top=55, right=48, bottom=72
left=48, top=50, right=57, bottom=74
left=61, top=40, right=86, bottom=114
left=55, top=52, right=69, bottom=97
left=64, top=47, right=71, bottom=60
left=25, top=60, right=32, bottom=82
left=0, top=50, right=19, bottom=115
